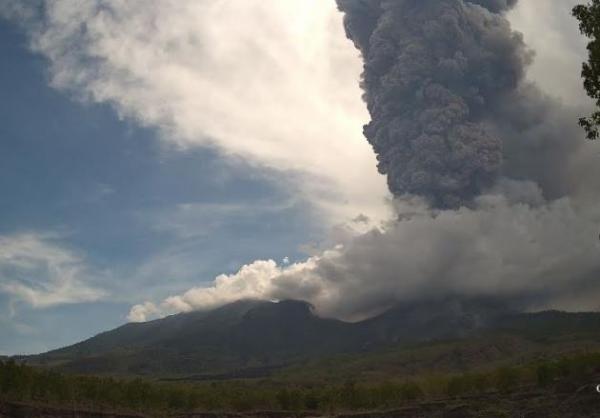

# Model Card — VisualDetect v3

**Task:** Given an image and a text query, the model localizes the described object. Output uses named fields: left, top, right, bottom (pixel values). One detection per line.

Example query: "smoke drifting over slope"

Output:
left=130, top=193, right=600, bottom=322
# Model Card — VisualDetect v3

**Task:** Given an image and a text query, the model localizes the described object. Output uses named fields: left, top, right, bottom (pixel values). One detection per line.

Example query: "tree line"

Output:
left=1, top=352, right=600, bottom=414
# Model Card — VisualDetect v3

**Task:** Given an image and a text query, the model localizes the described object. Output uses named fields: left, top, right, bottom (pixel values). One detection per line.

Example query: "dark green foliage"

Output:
left=302, top=390, right=320, bottom=411
left=446, top=374, right=485, bottom=398
left=574, top=1, right=600, bottom=139
left=275, top=388, right=293, bottom=410
left=0, top=360, right=429, bottom=414
left=494, top=367, right=521, bottom=393
left=398, top=382, right=424, bottom=401
left=3, top=352, right=600, bottom=415
left=536, top=364, right=553, bottom=387
left=436, top=352, right=600, bottom=398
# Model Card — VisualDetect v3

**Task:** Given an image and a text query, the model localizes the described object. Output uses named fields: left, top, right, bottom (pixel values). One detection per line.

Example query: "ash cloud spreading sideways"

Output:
left=122, top=0, right=600, bottom=320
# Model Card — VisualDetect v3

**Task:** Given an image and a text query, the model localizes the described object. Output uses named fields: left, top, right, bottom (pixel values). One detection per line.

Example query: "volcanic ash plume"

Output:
left=470, top=0, right=518, bottom=12
left=336, top=0, right=529, bottom=208
left=123, top=0, right=600, bottom=322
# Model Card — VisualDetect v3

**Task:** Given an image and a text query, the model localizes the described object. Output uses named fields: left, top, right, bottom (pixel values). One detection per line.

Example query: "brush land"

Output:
left=3, top=300, right=600, bottom=417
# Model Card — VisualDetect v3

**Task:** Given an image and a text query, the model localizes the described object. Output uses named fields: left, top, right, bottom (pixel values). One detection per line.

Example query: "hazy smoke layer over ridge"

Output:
left=129, top=191, right=600, bottom=322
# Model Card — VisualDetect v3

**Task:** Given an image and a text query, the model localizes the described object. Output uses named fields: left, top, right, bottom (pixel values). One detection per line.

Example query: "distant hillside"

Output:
left=24, top=299, right=600, bottom=378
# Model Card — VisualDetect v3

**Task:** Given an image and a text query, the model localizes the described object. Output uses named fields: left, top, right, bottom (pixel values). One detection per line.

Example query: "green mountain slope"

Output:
left=24, top=299, right=600, bottom=379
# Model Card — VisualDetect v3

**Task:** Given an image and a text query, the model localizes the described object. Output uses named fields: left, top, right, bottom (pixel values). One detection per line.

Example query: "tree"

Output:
left=574, top=1, right=600, bottom=139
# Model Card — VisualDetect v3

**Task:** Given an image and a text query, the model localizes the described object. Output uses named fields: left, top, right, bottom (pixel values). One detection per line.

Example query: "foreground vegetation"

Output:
left=2, top=351, right=600, bottom=415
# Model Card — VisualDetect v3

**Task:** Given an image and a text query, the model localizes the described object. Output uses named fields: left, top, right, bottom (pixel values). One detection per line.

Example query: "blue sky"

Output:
left=0, top=0, right=593, bottom=355
left=0, top=18, right=321, bottom=355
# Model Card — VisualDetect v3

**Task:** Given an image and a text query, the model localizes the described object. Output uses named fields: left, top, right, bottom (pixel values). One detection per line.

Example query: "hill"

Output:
left=23, top=299, right=600, bottom=379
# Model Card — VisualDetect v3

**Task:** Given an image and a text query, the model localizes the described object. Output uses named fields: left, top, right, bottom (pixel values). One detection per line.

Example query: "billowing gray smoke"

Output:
left=337, top=0, right=529, bottom=208
left=128, top=0, right=600, bottom=323
left=7, top=0, right=597, bottom=323
left=470, top=0, right=517, bottom=12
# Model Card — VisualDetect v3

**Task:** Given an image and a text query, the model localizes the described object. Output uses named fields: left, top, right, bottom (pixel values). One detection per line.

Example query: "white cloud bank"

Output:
left=0, top=234, right=105, bottom=310
left=3, top=0, right=391, bottom=225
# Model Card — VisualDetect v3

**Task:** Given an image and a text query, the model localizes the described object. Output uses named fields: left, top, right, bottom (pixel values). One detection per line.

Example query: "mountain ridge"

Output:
left=23, top=298, right=600, bottom=378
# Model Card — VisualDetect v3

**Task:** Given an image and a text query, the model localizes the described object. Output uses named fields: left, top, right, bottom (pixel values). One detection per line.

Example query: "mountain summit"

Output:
left=26, top=299, right=600, bottom=377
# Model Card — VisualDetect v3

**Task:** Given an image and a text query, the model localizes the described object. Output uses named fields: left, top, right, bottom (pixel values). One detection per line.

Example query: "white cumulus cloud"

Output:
left=5, top=0, right=391, bottom=225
